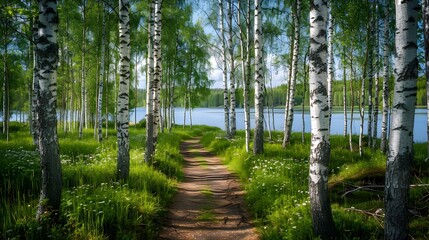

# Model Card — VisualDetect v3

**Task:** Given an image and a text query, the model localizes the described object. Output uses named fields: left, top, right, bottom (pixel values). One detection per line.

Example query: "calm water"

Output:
left=129, top=107, right=428, bottom=143
left=2, top=107, right=427, bottom=143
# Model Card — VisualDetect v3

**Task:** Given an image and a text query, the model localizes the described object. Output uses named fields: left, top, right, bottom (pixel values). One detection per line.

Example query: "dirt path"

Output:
left=158, top=138, right=259, bottom=240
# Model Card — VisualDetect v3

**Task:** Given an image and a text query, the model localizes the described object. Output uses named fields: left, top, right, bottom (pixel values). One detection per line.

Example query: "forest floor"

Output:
left=158, top=138, right=259, bottom=240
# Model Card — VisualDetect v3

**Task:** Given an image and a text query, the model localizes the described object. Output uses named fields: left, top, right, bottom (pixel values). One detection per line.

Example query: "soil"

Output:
left=158, top=138, right=259, bottom=240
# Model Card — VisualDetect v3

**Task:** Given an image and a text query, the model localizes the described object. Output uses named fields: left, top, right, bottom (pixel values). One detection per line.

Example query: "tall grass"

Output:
left=0, top=123, right=200, bottom=239
left=202, top=129, right=429, bottom=240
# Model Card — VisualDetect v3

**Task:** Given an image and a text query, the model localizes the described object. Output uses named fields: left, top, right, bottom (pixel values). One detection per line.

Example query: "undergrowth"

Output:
left=201, top=129, right=429, bottom=240
left=0, top=123, right=210, bottom=239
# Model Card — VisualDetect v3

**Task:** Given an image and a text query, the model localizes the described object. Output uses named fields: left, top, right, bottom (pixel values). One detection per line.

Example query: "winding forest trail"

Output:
left=158, top=138, right=259, bottom=240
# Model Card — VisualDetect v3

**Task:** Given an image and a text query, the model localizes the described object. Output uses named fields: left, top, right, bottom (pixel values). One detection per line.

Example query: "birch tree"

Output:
left=308, top=0, right=335, bottom=238
left=219, top=0, right=230, bottom=137
left=116, top=0, right=131, bottom=180
left=35, top=0, right=62, bottom=221
left=152, top=0, right=162, bottom=147
left=373, top=3, right=380, bottom=149
left=238, top=0, right=251, bottom=152
left=253, top=0, right=264, bottom=154
left=145, top=0, right=155, bottom=163
left=384, top=0, right=418, bottom=239
left=380, top=0, right=390, bottom=153
left=31, top=16, right=39, bottom=147
left=282, top=0, right=301, bottom=147
left=367, top=3, right=375, bottom=149
left=327, top=0, right=333, bottom=128
left=97, top=2, right=106, bottom=142
left=78, top=1, right=87, bottom=140
left=228, top=0, right=236, bottom=136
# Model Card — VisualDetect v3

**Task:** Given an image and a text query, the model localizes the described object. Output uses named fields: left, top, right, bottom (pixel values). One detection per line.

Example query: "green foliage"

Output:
left=202, top=129, right=429, bottom=240
left=0, top=125, right=190, bottom=239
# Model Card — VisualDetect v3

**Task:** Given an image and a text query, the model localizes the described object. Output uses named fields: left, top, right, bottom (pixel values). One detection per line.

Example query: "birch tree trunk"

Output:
left=424, top=0, right=429, bottom=155
left=282, top=0, right=301, bottom=147
left=228, top=0, right=236, bottom=136
left=31, top=17, right=39, bottom=147
left=116, top=0, right=131, bottom=180
left=359, top=65, right=366, bottom=156
left=238, top=0, right=250, bottom=152
left=36, top=0, right=62, bottom=221
left=367, top=5, right=375, bottom=149
left=349, top=54, right=355, bottom=152
left=245, top=0, right=252, bottom=152
left=373, top=3, right=380, bottom=149
left=152, top=0, right=162, bottom=149
left=385, top=1, right=418, bottom=239
left=308, top=1, right=335, bottom=238
left=327, top=0, right=334, bottom=128
left=145, top=0, right=155, bottom=163
left=79, top=3, right=86, bottom=140
left=97, top=2, right=106, bottom=142
left=219, top=0, right=230, bottom=137
left=302, top=48, right=308, bottom=144
left=253, top=0, right=264, bottom=154
left=380, top=0, right=390, bottom=153
left=343, top=47, right=347, bottom=137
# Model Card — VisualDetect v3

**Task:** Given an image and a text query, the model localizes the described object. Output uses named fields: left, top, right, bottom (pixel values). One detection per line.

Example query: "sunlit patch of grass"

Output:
left=329, top=154, right=386, bottom=189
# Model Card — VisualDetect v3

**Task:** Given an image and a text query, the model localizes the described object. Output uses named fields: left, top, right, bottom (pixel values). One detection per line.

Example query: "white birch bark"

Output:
left=36, top=0, right=62, bottom=221
left=327, top=0, right=334, bottom=128
left=79, top=3, right=86, bottom=140
left=145, top=0, right=155, bottom=163
left=31, top=17, right=39, bottom=147
left=343, top=47, right=347, bottom=137
left=308, top=0, right=335, bottom=238
left=385, top=1, right=418, bottom=239
left=245, top=0, right=252, bottom=152
left=373, top=3, right=380, bottom=149
left=152, top=0, right=162, bottom=147
left=228, top=0, right=236, bottom=136
left=253, top=0, right=264, bottom=154
left=367, top=5, right=375, bottom=149
left=380, top=0, right=390, bottom=153
left=219, top=0, right=230, bottom=137
left=97, top=2, right=106, bottom=142
left=282, top=0, right=301, bottom=147
left=238, top=0, right=250, bottom=152
left=116, top=0, right=131, bottom=180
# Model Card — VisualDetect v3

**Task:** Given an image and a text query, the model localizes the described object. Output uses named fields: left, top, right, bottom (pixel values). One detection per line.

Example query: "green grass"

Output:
left=0, top=123, right=215, bottom=240
left=201, top=129, right=429, bottom=240
left=1, top=123, right=428, bottom=239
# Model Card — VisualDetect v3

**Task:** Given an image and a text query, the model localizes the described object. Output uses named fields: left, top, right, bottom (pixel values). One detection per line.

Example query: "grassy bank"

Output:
left=200, top=129, right=429, bottom=239
left=0, top=123, right=208, bottom=239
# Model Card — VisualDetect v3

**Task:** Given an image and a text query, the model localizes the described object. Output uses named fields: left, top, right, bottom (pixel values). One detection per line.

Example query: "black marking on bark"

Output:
left=403, top=42, right=417, bottom=49
left=393, top=102, right=408, bottom=110
left=407, top=17, right=416, bottom=23
left=317, top=29, right=326, bottom=38
left=392, top=125, right=408, bottom=131
left=397, top=58, right=418, bottom=82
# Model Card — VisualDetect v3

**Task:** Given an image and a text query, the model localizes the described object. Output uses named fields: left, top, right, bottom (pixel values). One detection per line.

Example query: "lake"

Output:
left=129, top=107, right=428, bottom=143
left=2, top=107, right=427, bottom=143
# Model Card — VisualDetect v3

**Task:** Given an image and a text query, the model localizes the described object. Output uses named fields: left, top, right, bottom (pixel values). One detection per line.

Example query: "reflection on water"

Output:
left=1, top=107, right=427, bottom=143
left=128, top=107, right=428, bottom=143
